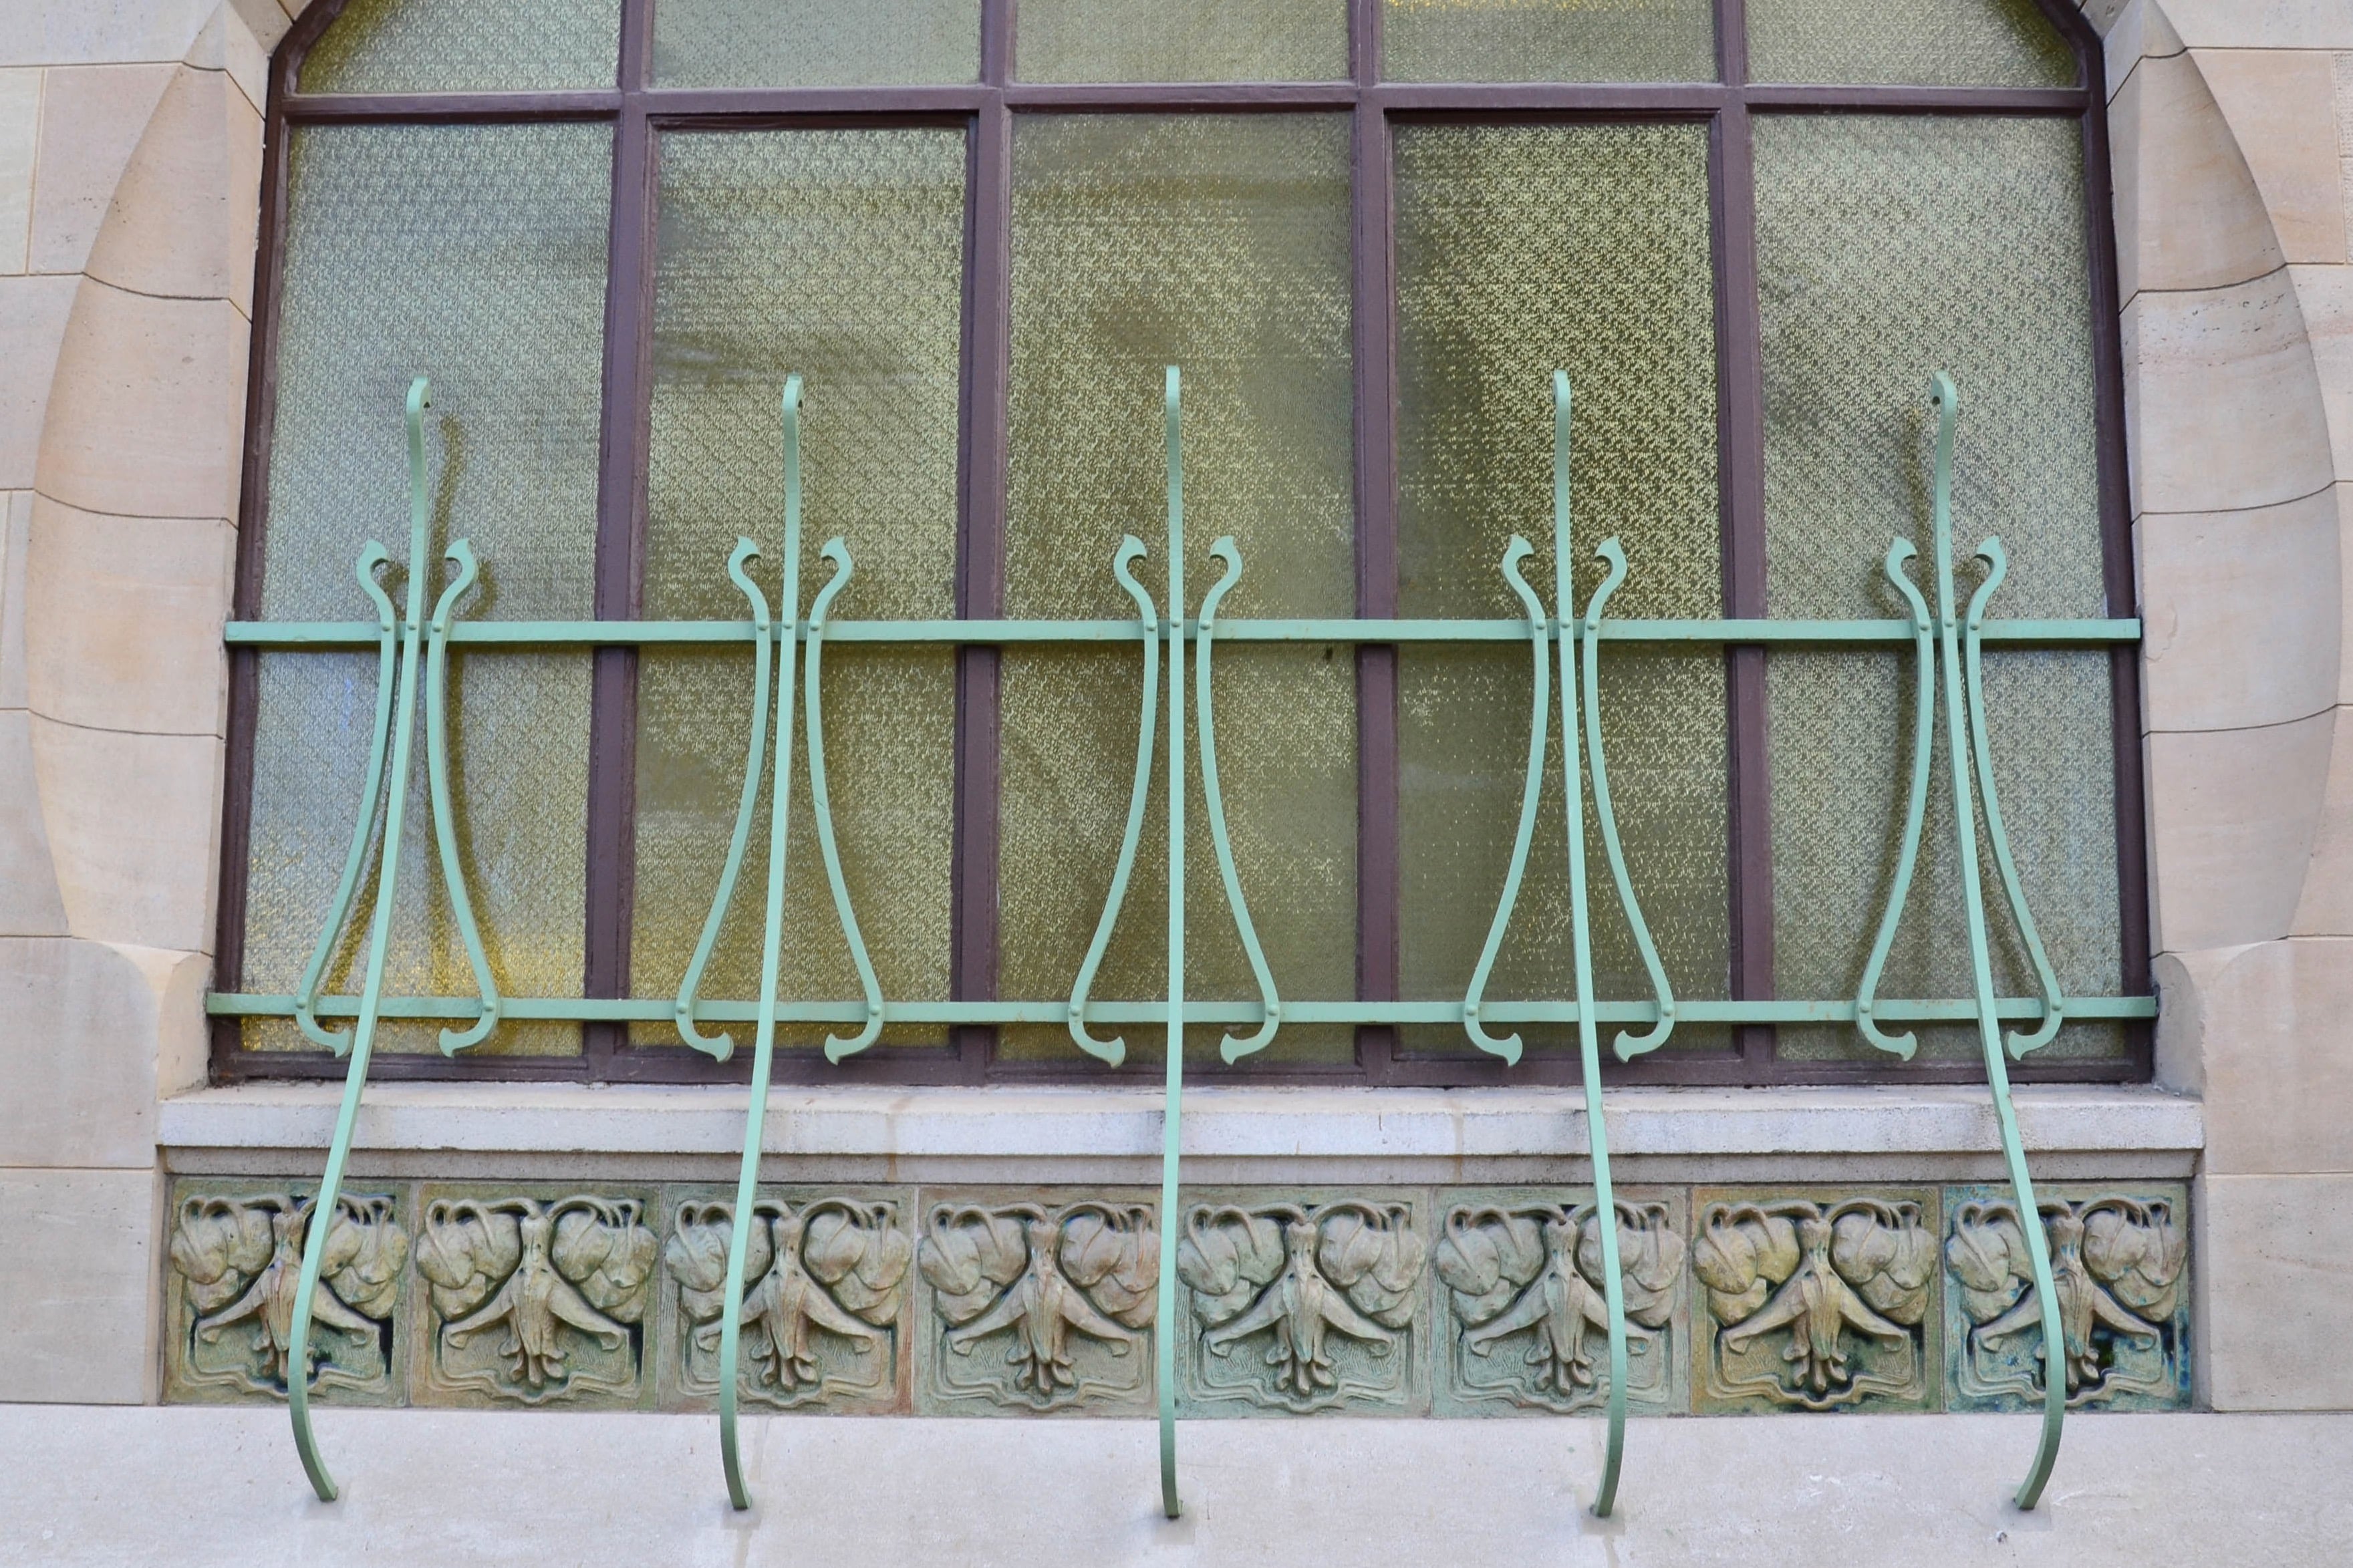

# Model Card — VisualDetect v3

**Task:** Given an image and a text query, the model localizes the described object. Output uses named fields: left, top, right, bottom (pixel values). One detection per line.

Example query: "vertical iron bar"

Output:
left=1157, top=366, right=1187, bottom=1519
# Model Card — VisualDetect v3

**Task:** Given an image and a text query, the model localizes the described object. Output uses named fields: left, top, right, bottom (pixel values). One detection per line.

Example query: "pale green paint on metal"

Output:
left=290, top=542, right=398, bottom=1052
left=673, top=538, right=774, bottom=1060
left=213, top=990, right=2157, bottom=1026
left=1460, top=536, right=1549, bottom=1066
left=1921, top=371, right=2067, bottom=1509
left=423, top=539, right=501, bottom=1054
left=807, top=537, right=886, bottom=1062
left=1157, top=363, right=1186, bottom=1523
left=226, top=614, right=2143, bottom=648
left=1582, top=536, right=1676, bottom=1062
left=1067, top=536, right=1159, bottom=1067
left=1854, top=537, right=1938, bottom=1060
left=1548, top=373, right=1631, bottom=1520
left=1195, top=536, right=1282, bottom=1064
left=288, top=374, right=499, bottom=1503
left=1963, top=538, right=2066, bottom=1058
left=720, top=376, right=807, bottom=1514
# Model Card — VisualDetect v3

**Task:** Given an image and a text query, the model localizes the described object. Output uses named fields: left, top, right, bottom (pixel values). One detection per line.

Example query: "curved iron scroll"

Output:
left=1067, top=537, right=1159, bottom=1066
left=807, top=537, right=885, bottom=1062
left=1195, top=536, right=1282, bottom=1064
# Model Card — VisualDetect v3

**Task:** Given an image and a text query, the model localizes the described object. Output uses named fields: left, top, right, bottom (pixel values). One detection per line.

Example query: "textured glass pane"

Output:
left=1018, top=0, right=1346, bottom=83
left=300, top=0, right=618, bottom=92
left=264, top=124, right=611, bottom=621
left=1768, top=650, right=2124, bottom=1061
left=628, top=649, right=956, bottom=1051
left=1748, top=0, right=2074, bottom=87
left=1006, top=115, right=1353, bottom=620
left=1401, top=649, right=1729, bottom=1058
left=631, top=128, right=966, bottom=1048
left=1385, top=0, right=1715, bottom=84
left=654, top=0, right=978, bottom=87
left=1757, top=115, right=2118, bottom=1058
left=1756, top=116, right=2103, bottom=620
left=1000, top=115, right=1355, bottom=1063
left=644, top=129, right=966, bottom=622
left=997, top=647, right=1357, bottom=1065
left=1396, top=124, right=1718, bottom=620
left=240, top=652, right=590, bottom=1056
left=1393, top=122, right=1725, bottom=1054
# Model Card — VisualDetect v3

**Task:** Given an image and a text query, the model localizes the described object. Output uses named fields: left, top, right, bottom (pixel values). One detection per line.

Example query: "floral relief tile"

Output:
left=1174, top=1189, right=1432, bottom=1417
left=1431, top=1187, right=1689, bottom=1418
left=1692, top=1186, right=1943, bottom=1415
left=657, top=1184, right=915, bottom=1414
left=162, top=1176, right=410, bottom=1407
left=1943, top=1183, right=2191, bottom=1413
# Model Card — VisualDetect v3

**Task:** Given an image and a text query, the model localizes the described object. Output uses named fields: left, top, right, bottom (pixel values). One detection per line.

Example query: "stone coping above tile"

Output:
left=160, top=1082, right=2203, bottom=1170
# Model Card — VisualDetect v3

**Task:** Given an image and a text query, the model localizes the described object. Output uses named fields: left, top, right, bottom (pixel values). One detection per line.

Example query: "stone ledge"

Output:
left=159, top=1081, right=2203, bottom=1167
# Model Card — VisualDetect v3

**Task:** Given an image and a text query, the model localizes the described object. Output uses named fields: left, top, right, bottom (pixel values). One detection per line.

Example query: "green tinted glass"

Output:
left=1000, top=114, right=1356, bottom=1064
left=654, top=0, right=980, bottom=87
left=1018, top=0, right=1347, bottom=83
left=299, top=0, right=619, bottom=92
left=1394, top=123, right=1726, bottom=1056
left=1746, top=0, right=2074, bottom=88
left=263, top=123, right=613, bottom=621
left=1755, top=114, right=2120, bottom=1059
left=1384, top=0, right=1716, bottom=84
left=630, top=128, right=967, bottom=1048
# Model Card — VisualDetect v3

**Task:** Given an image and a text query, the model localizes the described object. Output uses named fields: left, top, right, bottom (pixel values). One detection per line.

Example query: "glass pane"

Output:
left=1384, top=0, right=1715, bottom=84
left=1755, top=114, right=2120, bottom=1060
left=1747, top=0, right=2074, bottom=88
left=1018, top=0, right=1346, bottom=83
left=655, top=0, right=979, bottom=88
left=299, top=0, right=619, bottom=92
left=631, top=128, right=967, bottom=1046
left=642, top=129, right=966, bottom=622
left=629, top=649, right=957, bottom=1051
left=1393, top=123, right=1725, bottom=1055
left=239, top=651, right=591, bottom=1056
left=263, top=123, right=612, bottom=621
left=1000, top=114, right=1355, bottom=1064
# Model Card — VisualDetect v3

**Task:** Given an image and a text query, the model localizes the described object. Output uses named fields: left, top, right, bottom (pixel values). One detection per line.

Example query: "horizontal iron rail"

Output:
left=209, top=992, right=2155, bottom=1024
left=226, top=615, right=2140, bottom=647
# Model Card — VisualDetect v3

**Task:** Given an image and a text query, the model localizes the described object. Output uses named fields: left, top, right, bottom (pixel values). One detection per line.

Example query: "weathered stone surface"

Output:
left=2167, top=937, right=2353, bottom=1174
left=0, top=273, right=75, bottom=488
left=0, top=712, right=67, bottom=935
left=2134, top=486, right=2339, bottom=734
left=916, top=1191, right=1159, bottom=1416
left=1943, top=1182, right=2190, bottom=1413
left=2194, top=49, right=2346, bottom=265
left=162, top=1176, right=408, bottom=1407
left=23, top=493, right=231, bottom=737
left=2156, top=0, right=2353, bottom=50
left=2288, top=269, right=2353, bottom=482
left=660, top=1187, right=914, bottom=1415
left=410, top=1182, right=660, bottom=1410
left=84, top=61, right=261, bottom=311
left=0, top=67, right=37, bottom=272
left=2143, top=711, right=2333, bottom=953
left=27, top=714, right=220, bottom=951
left=2109, top=50, right=2283, bottom=301
left=1431, top=1187, right=1689, bottom=1418
left=0, top=1165, right=158, bottom=1403
left=2201, top=1172, right=2353, bottom=1410
left=0, top=935, right=180, bottom=1165
left=1175, top=1189, right=1429, bottom=1417
left=25, top=62, right=173, bottom=274
left=1692, top=1187, right=1941, bottom=1414
left=0, top=2, right=215, bottom=69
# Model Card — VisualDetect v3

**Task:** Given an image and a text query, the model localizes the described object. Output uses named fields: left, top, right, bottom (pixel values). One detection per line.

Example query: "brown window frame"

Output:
left=215, top=0, right=2145, bottom=1089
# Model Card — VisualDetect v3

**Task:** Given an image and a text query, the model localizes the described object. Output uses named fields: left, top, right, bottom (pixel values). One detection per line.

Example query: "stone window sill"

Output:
left=159, top=1080, right=2203, bottom=1185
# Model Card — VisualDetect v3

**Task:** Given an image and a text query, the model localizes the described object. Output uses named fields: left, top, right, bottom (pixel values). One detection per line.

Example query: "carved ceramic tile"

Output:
left=1692, top=1187, right=1942, bottom=1414
left=1943, top=1183, right=2190, bottom=1413
left=1432, top=1187, right=1689, bottom=1418
left=163, top=1178, right=410, bottom=1406
left=1175, top=1189, right=1431, bottom=1416
left=657, top=1185, right=915, bottom=1414
left=409, top=1183, right=660, bottom=1408
left=912, top=1192, right=1159, bottom=1416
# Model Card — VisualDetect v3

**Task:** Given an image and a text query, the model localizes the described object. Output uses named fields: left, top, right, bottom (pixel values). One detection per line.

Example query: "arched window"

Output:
left=217, top=0, right=2140, bottom=1087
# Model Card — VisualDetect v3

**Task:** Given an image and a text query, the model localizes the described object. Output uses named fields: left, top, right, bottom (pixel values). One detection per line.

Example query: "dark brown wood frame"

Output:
left=213, top=0, right=2147, bottom=1089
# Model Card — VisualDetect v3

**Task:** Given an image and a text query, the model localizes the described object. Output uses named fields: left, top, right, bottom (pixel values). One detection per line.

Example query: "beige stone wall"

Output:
left=2, top=0, right=2351, bottom=1410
